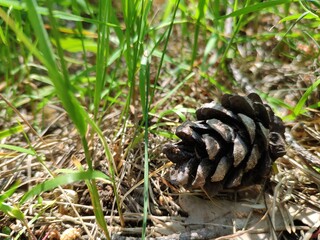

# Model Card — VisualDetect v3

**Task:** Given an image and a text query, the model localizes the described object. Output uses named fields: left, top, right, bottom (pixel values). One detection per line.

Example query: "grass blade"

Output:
left=0, top=125, right=24, bottom=140
left=0, top=0, right=93, bottom=22
left=25, top=0, right=87, bottom=136
left=149, top=0, right=181, bottom=107
left=0, top=202, right=25, bottom=221
left=0, top=144, right=35, bottom=155
left=218, top=0, right=292, bottom=20
left=190, top=0, right=206, bottom=69
left=86, top=116, right=125, bottom=227
left=20, top=170, right=110, bottom=204
left=94, top=0, right=111, bottom=119
left=0, top=182, right=24, bottom=221
left=293, top=78, right=320, bottom=117
left=140, top=51, right=150, bottom=239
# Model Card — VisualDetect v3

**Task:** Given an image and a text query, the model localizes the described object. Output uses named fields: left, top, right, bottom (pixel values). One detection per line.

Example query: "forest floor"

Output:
left=1, top=2, right=320, bottom=240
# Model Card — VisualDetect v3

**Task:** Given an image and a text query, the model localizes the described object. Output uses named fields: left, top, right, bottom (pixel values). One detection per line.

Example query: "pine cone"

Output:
left=163, top=93, right=286, bottom=196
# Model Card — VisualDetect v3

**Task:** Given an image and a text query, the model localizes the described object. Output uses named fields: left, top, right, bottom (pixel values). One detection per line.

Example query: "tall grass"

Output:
left=0, top=0, right=319, bottom=239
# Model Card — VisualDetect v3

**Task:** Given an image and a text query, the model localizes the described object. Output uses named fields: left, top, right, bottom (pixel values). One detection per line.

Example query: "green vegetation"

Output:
left=0, top=0, right=319, bottom=239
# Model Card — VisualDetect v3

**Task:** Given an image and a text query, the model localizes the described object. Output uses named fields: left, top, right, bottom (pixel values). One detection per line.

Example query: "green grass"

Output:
left=0, top=0, right=319, bottom=239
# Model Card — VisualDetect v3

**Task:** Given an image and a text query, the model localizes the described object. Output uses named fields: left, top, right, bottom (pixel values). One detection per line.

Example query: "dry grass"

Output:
left=1, top=59, right=319, bottom=240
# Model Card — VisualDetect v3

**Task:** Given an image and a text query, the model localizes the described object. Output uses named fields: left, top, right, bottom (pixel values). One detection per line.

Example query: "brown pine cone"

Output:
left=163, top=93, right=286, bottom=196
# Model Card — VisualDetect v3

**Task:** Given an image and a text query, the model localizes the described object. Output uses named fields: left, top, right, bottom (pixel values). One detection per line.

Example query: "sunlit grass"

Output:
left=0, top=0, right=319, bottom=239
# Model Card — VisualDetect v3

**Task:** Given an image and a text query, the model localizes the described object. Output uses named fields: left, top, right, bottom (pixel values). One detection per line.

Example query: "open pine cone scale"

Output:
left=163, top=93, right=286, bottom=196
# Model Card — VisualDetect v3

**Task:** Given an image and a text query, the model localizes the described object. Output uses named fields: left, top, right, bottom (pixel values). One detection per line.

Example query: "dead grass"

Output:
left=1, top=61, right=320, bottom=240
